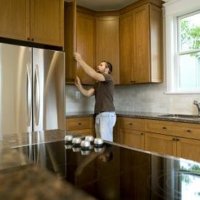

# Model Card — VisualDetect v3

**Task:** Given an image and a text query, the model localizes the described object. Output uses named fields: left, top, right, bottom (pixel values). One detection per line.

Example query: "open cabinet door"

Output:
left=64, top=0, right=77, bottom=84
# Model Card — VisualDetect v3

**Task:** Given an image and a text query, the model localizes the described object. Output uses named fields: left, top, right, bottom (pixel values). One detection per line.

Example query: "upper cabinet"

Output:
left=120, top=2, right=162, bottom=84
left=30, top=0, right=64, bottom=46
left=0, top=0, right=64, bottom=47
left=64, top=0, right=163, bottom=85
left=0, top=0, right=28, bottom=41
left=96, top=14, right=120, bottom=84
left=76, top=8, right=95, bottom=84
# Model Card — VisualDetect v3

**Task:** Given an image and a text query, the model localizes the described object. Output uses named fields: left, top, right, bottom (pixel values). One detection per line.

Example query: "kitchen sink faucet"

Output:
left=193, top=100, right=200, bottom=116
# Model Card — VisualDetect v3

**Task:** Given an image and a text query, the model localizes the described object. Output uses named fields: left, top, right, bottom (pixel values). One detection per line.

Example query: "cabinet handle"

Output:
left=172, top=138, right=176, bottom=141
left=129, top=123, right=133, bottom=126
left=31, top=38, right=34, bottom=41
left=140, top=133, right=144, bottom=135
left=78, top=122, right=82, bottom=125
left=27, top=37, right=30, bottom=40
left=176, top=138, right=180, bottom=142
left=162, top=127, right=167, bottom=129
left=187, top=129, right=191, bottom=133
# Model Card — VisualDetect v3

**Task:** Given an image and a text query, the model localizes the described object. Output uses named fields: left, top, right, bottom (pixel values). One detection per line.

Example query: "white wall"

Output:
left=65, top=84, right=200, bottom=115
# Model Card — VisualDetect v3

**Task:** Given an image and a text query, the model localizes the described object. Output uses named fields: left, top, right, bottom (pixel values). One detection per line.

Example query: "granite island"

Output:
left=1, top=129, right=200, bottom=199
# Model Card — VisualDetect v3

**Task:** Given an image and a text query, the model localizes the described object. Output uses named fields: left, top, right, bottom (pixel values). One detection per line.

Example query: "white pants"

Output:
left=95, top=112, right=116, bottom=142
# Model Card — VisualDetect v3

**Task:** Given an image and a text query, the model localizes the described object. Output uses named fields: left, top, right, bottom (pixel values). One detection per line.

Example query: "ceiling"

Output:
left=76, top=0, right=138, bottom=11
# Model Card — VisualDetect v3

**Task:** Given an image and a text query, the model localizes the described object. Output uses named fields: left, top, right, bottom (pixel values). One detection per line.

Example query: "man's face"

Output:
left=96, top=62, right=107, bottom=73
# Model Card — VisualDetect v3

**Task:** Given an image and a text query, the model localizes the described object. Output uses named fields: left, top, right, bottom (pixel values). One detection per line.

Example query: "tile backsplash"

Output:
left=65, top=84, right=200, bottom=115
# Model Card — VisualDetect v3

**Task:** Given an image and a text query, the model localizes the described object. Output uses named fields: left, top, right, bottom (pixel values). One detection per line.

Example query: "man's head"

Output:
left=96, top=61, right=112, bottom=74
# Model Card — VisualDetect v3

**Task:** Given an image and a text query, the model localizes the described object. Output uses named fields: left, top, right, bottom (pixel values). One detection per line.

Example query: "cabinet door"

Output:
left=76, top=11, right=95, bottom=84
left=64, top=1, right=77, bottom=83
left=30, top=0, right=64, bottom=46
left=132, top=4, right=150, bottom=83
left=119, top=11, right=133, bottom=84
left=145, top=133, right=176, bottom=156
left=0, top=0, right=29, bottom=40
left=120, top=129, right=145, bottom=149
left=177, top=138, right=200, bottom=162
left=96, top=16, right=119, bottom=84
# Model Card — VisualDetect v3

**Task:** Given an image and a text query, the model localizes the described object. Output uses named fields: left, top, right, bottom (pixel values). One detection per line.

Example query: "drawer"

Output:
left=66, top=117, right=93, bottom=131
left=119, top=117, right=145, bottom=131
left=145, top=119, right=200, bottom=140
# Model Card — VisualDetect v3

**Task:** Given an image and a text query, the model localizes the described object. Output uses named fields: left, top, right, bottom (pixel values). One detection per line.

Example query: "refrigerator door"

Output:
left=0, top=43, right=32, bottom=137
left=33, top=48, right=65, bottom=131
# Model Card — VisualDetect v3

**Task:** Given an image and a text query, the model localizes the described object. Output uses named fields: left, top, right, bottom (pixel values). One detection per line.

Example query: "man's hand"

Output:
left=74, top=52, right=82, bottom=63
left=75, top=76, right=81, bottom=88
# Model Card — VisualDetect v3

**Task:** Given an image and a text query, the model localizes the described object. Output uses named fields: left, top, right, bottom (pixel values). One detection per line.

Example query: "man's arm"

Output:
left=74, top=52, right=105, bottom=82
left=75, top=76, right=95, bottom=97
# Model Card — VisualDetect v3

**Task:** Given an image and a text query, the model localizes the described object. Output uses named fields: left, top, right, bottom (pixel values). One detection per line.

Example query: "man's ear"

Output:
left=105, top=67, right=109, bottom=74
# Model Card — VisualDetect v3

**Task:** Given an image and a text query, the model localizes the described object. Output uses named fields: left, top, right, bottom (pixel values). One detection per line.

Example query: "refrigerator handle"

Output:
left=26, top=64, right=32, bottom=126
left=34, top=64, right=40, bottom=126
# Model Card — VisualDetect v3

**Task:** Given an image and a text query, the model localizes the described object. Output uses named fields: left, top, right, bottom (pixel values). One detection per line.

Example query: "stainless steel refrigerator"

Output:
left=0, top=43, right=65, bottom=137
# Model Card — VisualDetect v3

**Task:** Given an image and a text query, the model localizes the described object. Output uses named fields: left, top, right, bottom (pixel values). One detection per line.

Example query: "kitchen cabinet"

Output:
left=95, top=15, right=120, bottom=84
left=65, top=4, right=95, bottom=84
left=119, top=3, right=162, bottom=84
left=66, top=116, right=94, bottom=136
left=0, top=0, right=64, bottom=47
left=30, top=0, right=64, bottom=46
left=145, top=132, right=177, bottom=156
left=0, top=0, right=28, bottom=41
left=76, top=8, right=95, bottom=84
left=116, top=117, right=145, bottom=149
left=145, top=119, right=200, bottom=162
left=119, top=11, right=133, bottom=84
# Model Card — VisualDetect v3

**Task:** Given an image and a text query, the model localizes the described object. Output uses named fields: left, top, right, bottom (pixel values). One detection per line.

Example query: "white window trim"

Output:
left=163, top=0, right=200, bottom=94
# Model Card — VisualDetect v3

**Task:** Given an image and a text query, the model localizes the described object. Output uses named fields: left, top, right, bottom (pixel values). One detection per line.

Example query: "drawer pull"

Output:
left=162, top=127, right=167, bottom=129
left=172, top=138, right=176, bottom=141
left=129, top=123, right=133, bottom=126
left=187, top=130, right=191, bottom=133
left=78, top=122, right=82, bottom=125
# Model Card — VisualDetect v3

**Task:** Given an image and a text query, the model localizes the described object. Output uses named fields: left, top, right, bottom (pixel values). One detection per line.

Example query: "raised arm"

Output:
left=75, top=76, right=95, bottom=97
left=74, top=52, right=105, bottom=82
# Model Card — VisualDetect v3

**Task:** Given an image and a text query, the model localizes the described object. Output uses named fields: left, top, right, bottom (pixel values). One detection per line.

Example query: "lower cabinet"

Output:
left=120, top=129, right=145, bottom=149
left=116, top=117, right=145, bottom=149
left=116, top=117, right=200, bottom=162
left=66, top=116, right=94, bottom=136
left=145, top=132, right=177, bottom=156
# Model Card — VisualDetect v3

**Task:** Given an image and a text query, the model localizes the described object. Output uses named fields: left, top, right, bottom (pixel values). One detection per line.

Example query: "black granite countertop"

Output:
left=0, top=130, right=95, bottom=200
left=66, top=111, right=200, bottom=124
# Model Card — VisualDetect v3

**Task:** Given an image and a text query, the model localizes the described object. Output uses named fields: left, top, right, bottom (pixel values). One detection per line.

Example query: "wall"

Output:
left=65, top=84, right=200, bottom=115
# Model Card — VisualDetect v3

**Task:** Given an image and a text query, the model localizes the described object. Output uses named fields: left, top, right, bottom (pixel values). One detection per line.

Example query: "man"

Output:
left=74, top=52, right=116, bottom=142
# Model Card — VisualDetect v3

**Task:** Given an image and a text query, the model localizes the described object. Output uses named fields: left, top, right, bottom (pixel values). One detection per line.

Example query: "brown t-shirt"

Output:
left=94, top=73, right=115, bottom=114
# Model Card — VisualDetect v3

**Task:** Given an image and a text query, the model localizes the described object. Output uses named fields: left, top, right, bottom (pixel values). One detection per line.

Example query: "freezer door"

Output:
left=0, top=43, right=32, bottom=137
left=33, top=48, right=65, bottom=131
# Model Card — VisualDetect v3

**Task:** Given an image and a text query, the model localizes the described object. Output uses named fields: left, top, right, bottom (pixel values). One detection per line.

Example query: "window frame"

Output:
left=164, top=0, right=200, bottom=94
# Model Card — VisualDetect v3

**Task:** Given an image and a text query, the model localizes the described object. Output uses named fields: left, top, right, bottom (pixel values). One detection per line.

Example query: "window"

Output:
left=176, top=11, right=200, bottom=92
left=164, top=0, right=200, bottom=94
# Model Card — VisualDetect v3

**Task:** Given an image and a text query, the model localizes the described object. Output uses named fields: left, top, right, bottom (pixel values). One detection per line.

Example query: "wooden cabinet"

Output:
left=96, top=15, right=120, bottom=84
left=30, top=0, right=64, bottom=46
left=76, top=9, right=95, bottom=84
left=64, top=5, right=95, bottom=84
left=116, top=117, right=145, bottom=149
left=119, top=11, right=133, bottom=84
left=145, top=132, right=177, bottom=156
left=0, top=0, right=28, bottom=41
left=119, top=3, right=162, bottom=84
left=0, top=0, right=64, bottom=47
left=145, top=119, right=200, bottom=162
left=66, top=116, right=94, bottom=136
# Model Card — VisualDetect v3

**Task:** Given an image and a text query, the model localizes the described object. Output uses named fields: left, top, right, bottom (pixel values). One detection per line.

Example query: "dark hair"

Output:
left=102, top=61, right=113, bottom=74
